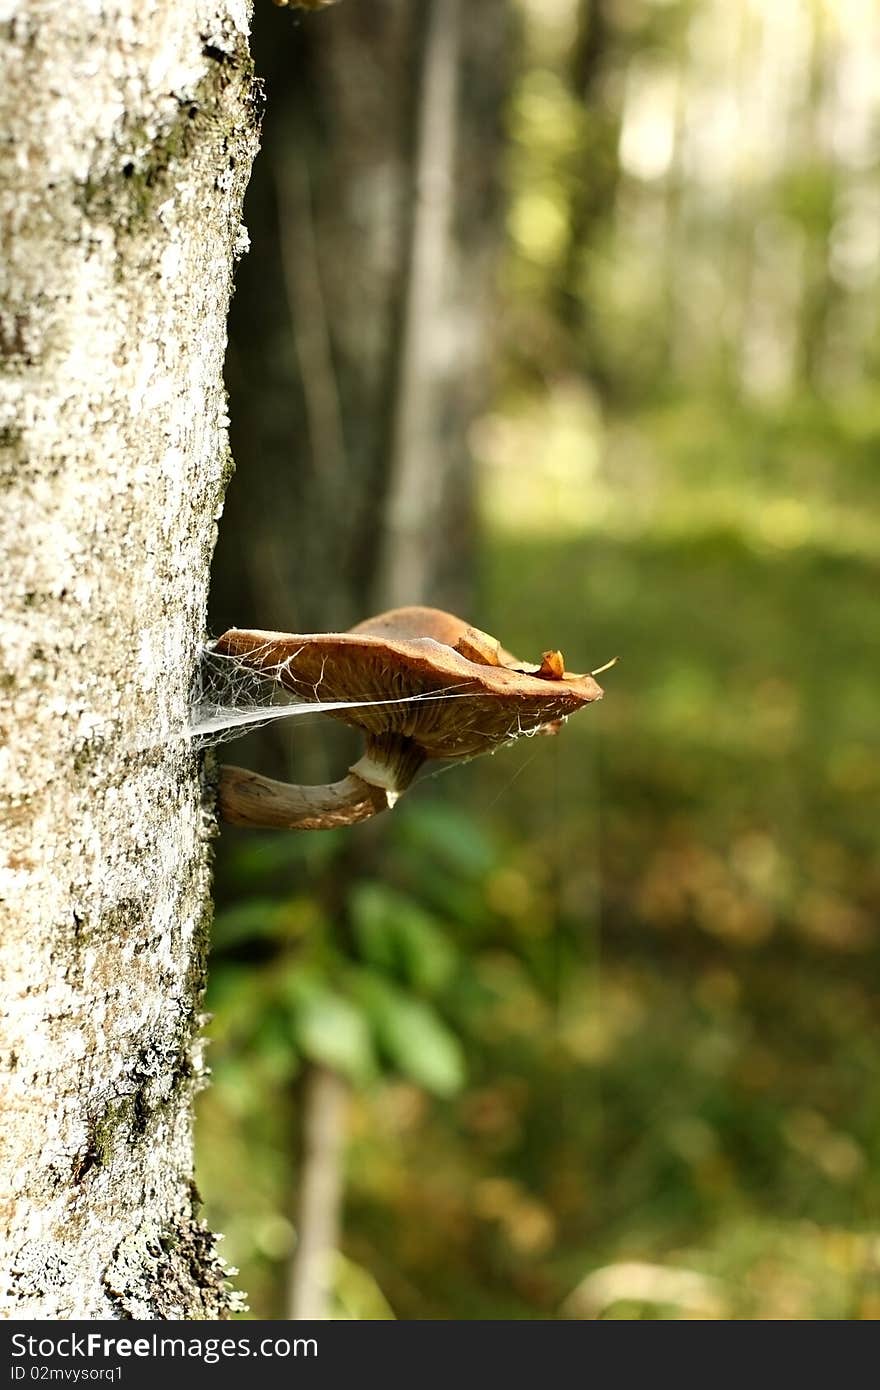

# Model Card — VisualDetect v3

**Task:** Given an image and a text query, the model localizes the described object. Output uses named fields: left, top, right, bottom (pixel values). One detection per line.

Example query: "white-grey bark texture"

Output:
left=0, top=1, right=259, bottom=1318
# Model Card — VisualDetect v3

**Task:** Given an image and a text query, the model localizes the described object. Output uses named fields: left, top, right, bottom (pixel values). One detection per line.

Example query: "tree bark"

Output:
left=0, top=1, right=258, bottom=1318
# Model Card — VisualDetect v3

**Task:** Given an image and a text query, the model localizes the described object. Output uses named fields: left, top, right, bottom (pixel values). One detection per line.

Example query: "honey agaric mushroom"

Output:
left=215, top=606, right=604, bottom=831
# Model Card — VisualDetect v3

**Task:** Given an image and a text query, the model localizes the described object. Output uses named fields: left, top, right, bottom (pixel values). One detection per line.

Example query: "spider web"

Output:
left=187, top=634, right=612, bottom=760
left=187, top=638, right=486, bottom=748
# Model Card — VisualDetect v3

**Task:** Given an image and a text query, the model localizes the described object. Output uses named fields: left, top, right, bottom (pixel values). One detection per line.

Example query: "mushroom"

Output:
left=215, top=606, right=605, bottom=831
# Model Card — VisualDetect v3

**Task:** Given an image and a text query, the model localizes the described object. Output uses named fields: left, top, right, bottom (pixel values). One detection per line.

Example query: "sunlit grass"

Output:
left=475, top=384, right=880, bottom=561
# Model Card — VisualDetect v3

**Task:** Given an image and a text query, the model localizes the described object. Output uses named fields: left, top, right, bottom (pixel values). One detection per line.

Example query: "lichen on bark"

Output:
left=0, top=0, right=259, bottom=1318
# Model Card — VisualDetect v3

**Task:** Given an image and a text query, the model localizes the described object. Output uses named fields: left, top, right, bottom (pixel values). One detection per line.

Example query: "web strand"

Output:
left=186, top=637, right=606, bottom=753
left=190, top=641, right=484, bottom=747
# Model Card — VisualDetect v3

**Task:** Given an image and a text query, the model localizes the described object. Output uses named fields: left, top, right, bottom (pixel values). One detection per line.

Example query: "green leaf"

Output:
left=355, top=974, right=465, bottom=1097
left=348, top=883, right=399, bottom=973
left=349, top=881, right=457, bottom=994
left=212, top=895, right=321, bottom=950
left=211, top=898, right=288, bottom=948
left=292, top=985, right=376, bottom=1086
left=399, top=802, right=498, bottom=879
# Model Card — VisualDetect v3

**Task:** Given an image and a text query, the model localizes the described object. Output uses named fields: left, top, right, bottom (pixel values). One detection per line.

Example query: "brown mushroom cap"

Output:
left=213, top=606, right=603, bottom=763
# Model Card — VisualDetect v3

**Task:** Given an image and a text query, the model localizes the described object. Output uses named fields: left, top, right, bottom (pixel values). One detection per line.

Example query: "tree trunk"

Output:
left=373, top=0, right=462, bottom=609
left=0, top=1, right=258, bottom=1318
left=286, top=1068, right=348, bottom=1321
left=213, top=0, right=511, bottom=638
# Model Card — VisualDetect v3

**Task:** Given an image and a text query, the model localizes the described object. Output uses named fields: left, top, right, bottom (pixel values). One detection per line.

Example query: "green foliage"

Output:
left=199, top=376, right=880, bottom=1317
left=353, top=972, right=465, bottom=1098
left=207, top=834, right=471, bottom=1101
left=349, top=882, right=457, bottom=995
left=286, top=972, right=377, bottom=1085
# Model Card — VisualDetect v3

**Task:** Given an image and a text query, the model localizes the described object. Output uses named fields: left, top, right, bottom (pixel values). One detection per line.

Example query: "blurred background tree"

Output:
left=199, top=0, right=880, bottom=1319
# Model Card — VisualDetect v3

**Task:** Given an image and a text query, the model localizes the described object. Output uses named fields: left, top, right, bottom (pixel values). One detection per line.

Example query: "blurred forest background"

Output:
left=200, top=0, right=880, bottom=1319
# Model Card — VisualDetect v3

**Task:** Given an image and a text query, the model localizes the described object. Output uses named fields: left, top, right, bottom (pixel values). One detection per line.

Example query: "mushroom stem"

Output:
left=348, top=732, right=426, bottom=806
left=218, top=734, right=427, bottom=831
left=218, top=733, right=428, bottom=828
left=218, top=765, right=392, bottom=831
